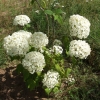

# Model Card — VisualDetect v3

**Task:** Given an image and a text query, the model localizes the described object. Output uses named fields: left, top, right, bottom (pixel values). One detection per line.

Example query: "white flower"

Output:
left=62, top=12, right=66, bottom=15
left=22, top=51, right=45, bottom=74
left=35, top=10, right=40, bottom=14
left=52, top=45, right=63, bottom=54
left=69, top=40, right=91, bottom=59
left=29, top=32, right=49, bottom=49
left=3, top=34, right=29, bottom=57
left=12, top=30, right=32, bottom=42
left=54, top=3, right=60, bottom=7
left=53, top=39, right=62, bottom=46
left=69, top=14, right=90, bottom=39
left=66, top=75, right=75, bottom=83
left=13, top=15, right=30, bottom=26
left=62, top=6, right=64, bottom=7
left=42, top=70, right=60, bottom=89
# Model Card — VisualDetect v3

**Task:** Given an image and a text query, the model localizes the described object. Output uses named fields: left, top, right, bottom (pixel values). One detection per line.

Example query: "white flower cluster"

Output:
left=13, top=15, right=31, bottom=26
left=69, top=14, right=90, bottom=39
left=51, top=2, right=64, bottom=8
left=3, top=33, right=29, bottom=57
left=12, top=30, right=32, bottom=42
left=22, top=51, right=45, bottom=74
left=51, top=45, right=63, bottom=54
left=42, top=70, right=60, bottom=89
left=29, top=32, right=49, bottom=49
left=69, top=40, right=91, bottom=59
left=53, top=39, right=62, bottom=46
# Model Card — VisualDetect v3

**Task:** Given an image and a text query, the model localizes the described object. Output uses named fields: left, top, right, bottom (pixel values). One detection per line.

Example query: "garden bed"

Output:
left=0, top=66, right=50, bottom=100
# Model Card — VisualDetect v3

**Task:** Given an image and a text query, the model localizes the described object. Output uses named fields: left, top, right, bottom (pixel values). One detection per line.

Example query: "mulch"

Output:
left=0, top=66, right=52, bottom=100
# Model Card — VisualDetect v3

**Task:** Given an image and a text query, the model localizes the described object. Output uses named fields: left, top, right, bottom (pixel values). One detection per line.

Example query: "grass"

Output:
left=0, top=0, right=100, bottom=100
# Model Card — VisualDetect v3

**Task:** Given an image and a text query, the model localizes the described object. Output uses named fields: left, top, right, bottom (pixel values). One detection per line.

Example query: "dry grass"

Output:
left=0, top=0, right=31, bottom=36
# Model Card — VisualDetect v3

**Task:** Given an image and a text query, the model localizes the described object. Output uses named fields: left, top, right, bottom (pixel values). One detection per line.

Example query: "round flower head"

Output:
left=69, top=14, right=90, bottom=39
left=22, top=51, right=45, bottom=74
left=12, top=30, right=32, bottom=42
left=13, top=15, right=30, bottom=26
left=69, top=40, right=91, bottom=59
left=29, top=32, right=49, bottom=49
left=51, top=45, right=63, bottom=54
left=3, top=34, right=29, bottom=57
left=53, top=39, right=62, bottom=46
left=42, top=70, right=60, bottom=89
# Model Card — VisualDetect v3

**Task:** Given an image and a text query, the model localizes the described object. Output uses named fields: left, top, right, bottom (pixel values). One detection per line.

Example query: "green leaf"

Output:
left=26, top=78, right=37, bottom=90
left=55, top=64, right=61, bottom=72
left=53, top=14, right=63, bottom=24
left=27, top=79, right=32, bottom=88
left=57, top=15, right=63, bottom=24
left=71, top=57, right=77, bottom=66
left=36, top=72, right=41, bottom=76
left=45, top=10, right=53, bottom=15
left=53, top=14, right=58, bottom=20
left=53, top=9, right=63, bottom=14
left=26, top=24, right=31, bottom=28
left=55, top=64, right=64, bottom=76
left=42, top=0, right=47, bottom=8
left=65, top=68, right=72, bottom=77
left=87, top=89, right=94, bottom=94
left=30, top=80, right=37, bottom=91
left=66, top=51, right=69, bottom=56
left=27, top=79, right=36, bottom=90
left=45, top=88, right=52, bottom=95
left=53, top=87, right=59, bottom=93
left=62, top=36, right=70, bottom=51
left=23, top=68, right=30, bottom=81
left=16, top=64, right=23, bottom=74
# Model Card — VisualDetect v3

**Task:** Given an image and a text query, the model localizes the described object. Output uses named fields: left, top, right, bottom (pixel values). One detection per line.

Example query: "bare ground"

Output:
left=0, top=66, right=52, bottom=100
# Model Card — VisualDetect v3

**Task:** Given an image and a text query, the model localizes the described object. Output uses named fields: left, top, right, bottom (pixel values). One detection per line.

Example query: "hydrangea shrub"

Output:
left=3, top=1, right=92, bottom=95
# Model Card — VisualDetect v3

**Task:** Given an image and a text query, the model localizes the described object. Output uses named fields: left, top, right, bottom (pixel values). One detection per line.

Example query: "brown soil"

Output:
left=0, top=66, right=52, bottom=100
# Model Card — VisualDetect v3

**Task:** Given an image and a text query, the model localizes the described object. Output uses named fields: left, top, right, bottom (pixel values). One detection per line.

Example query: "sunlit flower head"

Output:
left=29, top=32, right=49, bottom=49
left=42, top=70, right=60, bottom=89
left=13, top=15, right=30, bottom=26
left=3, top=34, right=29, bottom=57
left=50, top=45, right=63, bottom=54
left=69, top=14, right=90, bottom=39
left=69, top=40, right=91, bottom=59
left=22, top=51, right=45, bottom=74
left=12, top=30, right=32, bottom=42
